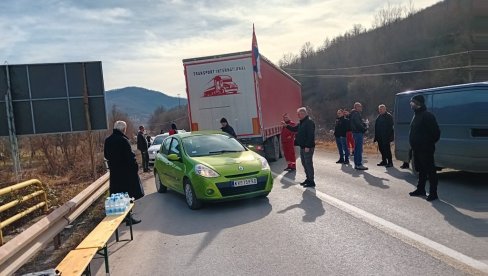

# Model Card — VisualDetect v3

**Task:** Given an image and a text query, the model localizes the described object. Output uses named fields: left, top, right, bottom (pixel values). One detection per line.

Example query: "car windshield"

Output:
left=182, top=134, right=246, bottom=157
left=152, top=135, right=168, bottom=145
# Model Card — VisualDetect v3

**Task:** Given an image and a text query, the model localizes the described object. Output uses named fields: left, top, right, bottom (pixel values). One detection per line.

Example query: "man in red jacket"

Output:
left=281, top=113, right=296, bottom=171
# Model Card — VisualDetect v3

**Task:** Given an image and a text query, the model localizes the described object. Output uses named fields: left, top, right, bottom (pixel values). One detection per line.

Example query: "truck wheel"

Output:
left=265, top=136, right=280, bottom=162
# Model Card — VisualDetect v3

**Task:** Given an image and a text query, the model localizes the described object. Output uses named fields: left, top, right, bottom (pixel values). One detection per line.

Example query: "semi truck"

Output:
left=183, top=51, right=302, bottom=161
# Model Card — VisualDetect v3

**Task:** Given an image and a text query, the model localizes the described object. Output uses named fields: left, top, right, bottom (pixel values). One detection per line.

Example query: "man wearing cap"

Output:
left=408, top=94, right=441, bottom=201
left=137, top=125, right=150, bottom=172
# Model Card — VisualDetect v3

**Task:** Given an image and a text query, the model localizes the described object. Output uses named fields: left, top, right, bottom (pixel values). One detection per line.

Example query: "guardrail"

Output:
left=0, top=172, right=109, bottom=275
left=0, top=179, right=48, bottom=245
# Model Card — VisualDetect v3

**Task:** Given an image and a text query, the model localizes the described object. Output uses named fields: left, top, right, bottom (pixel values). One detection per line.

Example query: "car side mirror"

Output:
left=168, top=154, right=180, bottom=161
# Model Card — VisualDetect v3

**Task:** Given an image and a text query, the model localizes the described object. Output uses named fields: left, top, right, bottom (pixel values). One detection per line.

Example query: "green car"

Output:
left=153, top=132, right=273, bottom=209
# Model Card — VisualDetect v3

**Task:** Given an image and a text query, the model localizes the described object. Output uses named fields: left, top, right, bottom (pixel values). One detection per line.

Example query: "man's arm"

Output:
left=286, top=124, right=299, bottom=132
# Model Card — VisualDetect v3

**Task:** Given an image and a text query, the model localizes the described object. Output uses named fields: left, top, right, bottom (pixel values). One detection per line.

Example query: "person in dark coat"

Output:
left=281, top=113, right=297, bottom=171
left=220, top=118, right=237, bottom=138
left=104, top=120, right=144, bottom=224
left=146, top=135, right=152, bottom=147
left=137, top=125, right=150, bottom=172
left=374, top=104, right=394, bottom=167
left=408, top=95, right=441, bottom=201
left=334, top=109, right=350, bottom=164
left=284, top=107, right=316, bottom=187
left=350, top=102, right=368, bottom=170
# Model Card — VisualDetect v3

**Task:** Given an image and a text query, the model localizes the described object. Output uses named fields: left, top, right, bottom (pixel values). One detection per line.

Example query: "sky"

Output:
left=1, top=0, right=441, bottom=98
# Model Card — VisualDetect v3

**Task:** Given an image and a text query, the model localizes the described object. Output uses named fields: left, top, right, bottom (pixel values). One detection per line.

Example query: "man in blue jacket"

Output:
left=350, top=102, right=368, bottom=170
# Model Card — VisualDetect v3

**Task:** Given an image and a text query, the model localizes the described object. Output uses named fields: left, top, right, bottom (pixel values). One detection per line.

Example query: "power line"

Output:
left=283, top=50, right=479, bottom=72
left=289, top=65, right=471, bottom=78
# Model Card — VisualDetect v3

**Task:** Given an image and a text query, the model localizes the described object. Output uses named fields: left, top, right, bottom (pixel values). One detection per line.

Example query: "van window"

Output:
left=395, top=94, right=432, bottom=123
left=433, top=90, right=488, bottom=124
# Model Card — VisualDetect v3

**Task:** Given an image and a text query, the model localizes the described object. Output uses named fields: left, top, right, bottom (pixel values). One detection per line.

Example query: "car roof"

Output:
left=396, top=81, right=488, bottom=96
left=171, top=131, right=229, bottom=138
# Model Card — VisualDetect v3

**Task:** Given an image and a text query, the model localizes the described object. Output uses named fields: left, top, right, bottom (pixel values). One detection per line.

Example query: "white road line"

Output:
left=273, top=172, right=488, bottom=276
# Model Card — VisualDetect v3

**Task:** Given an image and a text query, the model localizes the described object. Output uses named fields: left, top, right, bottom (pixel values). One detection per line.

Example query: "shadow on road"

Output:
left=340, top=165, right=390, bottom=189
left=280, top=170, right=296, bottom=189
left=135, top=191, right=272, bottom=265
left=430, top=200, right=488, bottom=237
left=277, top=189, right=326, bottom=223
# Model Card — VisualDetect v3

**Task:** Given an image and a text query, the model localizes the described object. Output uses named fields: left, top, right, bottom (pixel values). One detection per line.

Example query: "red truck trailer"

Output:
left=183, top=51, right=302, bottom=161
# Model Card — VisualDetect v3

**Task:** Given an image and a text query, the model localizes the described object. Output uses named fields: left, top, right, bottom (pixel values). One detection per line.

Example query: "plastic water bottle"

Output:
left=105, top=197, right=111, bottom=215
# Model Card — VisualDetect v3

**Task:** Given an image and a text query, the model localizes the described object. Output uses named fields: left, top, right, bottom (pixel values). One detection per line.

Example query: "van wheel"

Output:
left=184, top=179, right=202, bottom=210
left=265, top=136, right=280, bottom=162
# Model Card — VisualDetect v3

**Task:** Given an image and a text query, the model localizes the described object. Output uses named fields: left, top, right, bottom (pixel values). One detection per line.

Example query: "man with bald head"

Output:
left=374, top=104, right=394, bottom=167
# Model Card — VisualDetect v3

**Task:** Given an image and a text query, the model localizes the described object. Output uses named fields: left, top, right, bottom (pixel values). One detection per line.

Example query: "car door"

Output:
left=166, top=138, right=186, bottom=193
left=156, top=137, right=173, bottom=186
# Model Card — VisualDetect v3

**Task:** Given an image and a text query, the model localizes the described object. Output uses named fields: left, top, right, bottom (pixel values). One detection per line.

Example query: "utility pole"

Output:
left=177, top=93, right=181, bottom=110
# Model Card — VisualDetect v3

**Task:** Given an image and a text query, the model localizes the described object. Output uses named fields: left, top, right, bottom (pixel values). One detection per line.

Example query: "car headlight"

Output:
left=195, top=164, right=220, bottom=178
left=259, top=156, right=270, bottom=170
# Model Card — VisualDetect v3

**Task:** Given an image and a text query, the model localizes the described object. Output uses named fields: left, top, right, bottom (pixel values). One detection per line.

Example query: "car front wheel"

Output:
left=154, top=171, right=167, bottom=193
left=184, top=179, right=202, bottom=210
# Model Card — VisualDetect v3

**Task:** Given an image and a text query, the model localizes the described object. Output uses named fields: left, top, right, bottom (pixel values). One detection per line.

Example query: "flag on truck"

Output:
left=252, top=24, right=262, bottom=79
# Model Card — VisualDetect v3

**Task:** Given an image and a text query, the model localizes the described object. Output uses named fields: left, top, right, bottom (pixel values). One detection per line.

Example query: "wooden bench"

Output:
left=55, top=203, right=134, bottom=276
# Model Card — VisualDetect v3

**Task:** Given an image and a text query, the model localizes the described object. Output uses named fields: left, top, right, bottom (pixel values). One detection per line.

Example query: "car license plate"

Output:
left=233, top=178, right=258, bottom=187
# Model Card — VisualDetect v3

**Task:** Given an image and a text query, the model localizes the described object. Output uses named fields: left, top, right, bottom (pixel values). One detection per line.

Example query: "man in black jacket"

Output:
left=284, top=107, right=316, bottom=187
left=350, top=102, right=368, bottom=170
left=374, top=104, right=394, bottom=167
left=137, top=125, right=150, bottom=172
left=334, top=109, right=350, bottom=164
left=220, top=118, right=237, bottom=138
left=408, top=95, right=441, bottom=201
left=104, top=121, right=144, bottom=224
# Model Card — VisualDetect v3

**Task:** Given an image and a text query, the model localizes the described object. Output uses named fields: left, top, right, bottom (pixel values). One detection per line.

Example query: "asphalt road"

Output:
left=90, top=149, right=488, bottom=275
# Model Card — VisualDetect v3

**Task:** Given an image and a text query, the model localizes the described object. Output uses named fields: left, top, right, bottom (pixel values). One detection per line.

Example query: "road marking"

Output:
left=273, top=172, right=488, bottom=276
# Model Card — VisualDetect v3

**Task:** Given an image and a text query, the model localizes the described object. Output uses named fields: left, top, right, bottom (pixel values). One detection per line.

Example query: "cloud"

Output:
left=0, top=0, right=441, bottom=96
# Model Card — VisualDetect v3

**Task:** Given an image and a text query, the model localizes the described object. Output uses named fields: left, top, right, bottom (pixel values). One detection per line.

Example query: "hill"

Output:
left=280, top=0, right=487, bottom=132
left=105, top=87, right=187, bottom=126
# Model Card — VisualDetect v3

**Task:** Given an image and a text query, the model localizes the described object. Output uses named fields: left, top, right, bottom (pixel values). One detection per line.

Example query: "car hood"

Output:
left=191, top=151, right=263, bottom=172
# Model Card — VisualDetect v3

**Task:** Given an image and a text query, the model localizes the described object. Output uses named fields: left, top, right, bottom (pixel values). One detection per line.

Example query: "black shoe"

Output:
left=336, top=159, right=344, bottom=164
left=385, top=163, right=393, bottom=168
left=355, top=165, right=368, bottom=170
left=284, top=167, right=291, bottom=171
left=126, top=216, right=142, bottom=226
left=409, top=190, right=426, bottom=197
left=288, top=168, right=296, bottom=171
left=377, top=161, right=387, bottom=166
left=300, top=180, right=308, bottom=186
left=343, top=160, right=350, bottom=165
left=400, top=163, right=409, bottom=169
left=426, top=194, right=438, bottom=201
left=303, top=182, right=316, bottom=188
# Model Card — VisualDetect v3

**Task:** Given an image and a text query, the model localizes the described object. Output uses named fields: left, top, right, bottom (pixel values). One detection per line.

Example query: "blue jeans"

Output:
left=335, top=136, right=349, bottom=161
left=352, top=132, right=364, bottom=166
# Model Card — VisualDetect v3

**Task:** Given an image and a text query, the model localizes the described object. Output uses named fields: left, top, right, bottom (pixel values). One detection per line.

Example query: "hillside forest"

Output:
left=279, top=0, right=482, bottom=133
